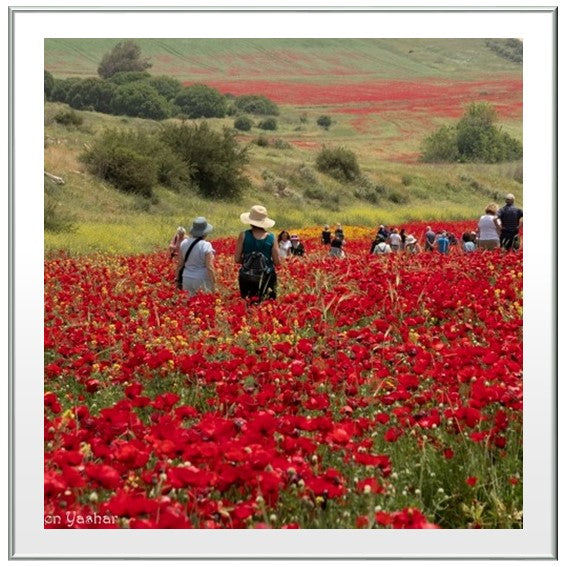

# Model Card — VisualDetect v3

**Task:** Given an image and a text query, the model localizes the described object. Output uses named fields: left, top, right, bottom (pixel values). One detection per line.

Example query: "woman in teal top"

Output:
left=234, top=205, right=281, bottom=301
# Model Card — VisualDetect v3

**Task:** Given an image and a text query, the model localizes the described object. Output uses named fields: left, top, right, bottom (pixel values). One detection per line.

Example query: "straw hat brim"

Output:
left=240, top=212, right=275, bottom=229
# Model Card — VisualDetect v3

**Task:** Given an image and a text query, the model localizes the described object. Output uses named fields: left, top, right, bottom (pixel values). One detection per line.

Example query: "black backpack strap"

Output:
left=181, top=237, right=203, bottom=266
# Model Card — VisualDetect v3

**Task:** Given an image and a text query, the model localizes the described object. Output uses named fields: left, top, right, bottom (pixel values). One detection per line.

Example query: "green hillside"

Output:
left=44, top=39, right=522, bottom=255
left=45, top=38, right=522, bottom=82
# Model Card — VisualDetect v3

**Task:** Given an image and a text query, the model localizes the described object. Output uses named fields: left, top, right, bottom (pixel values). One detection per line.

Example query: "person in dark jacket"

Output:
left=497, top=193, right=523, bottom=251
left=289, top=234, right=305, bottom=256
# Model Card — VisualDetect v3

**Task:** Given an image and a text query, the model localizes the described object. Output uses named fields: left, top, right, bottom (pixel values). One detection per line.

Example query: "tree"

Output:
left=97, top=40, right=152, bottom=79
left=257, top=117, right=277, bottom=131
left=421, top=102, right=522, bottom=163
left=68, top=78, right=117, bottom=114
left=174, top=84, right=227, bottom=118
left=148, top=75, right=183, bottom=101
left=110, top=82, right=170, bottom=120
left=44, top=70, right=55, bottom=99
left=233, top=115, right=254, bottom=131
left=159, top=121, right=249, bottom=199
left=233, top=94, right=279, bottom=116
left=107, top=71, right=152, bottom=85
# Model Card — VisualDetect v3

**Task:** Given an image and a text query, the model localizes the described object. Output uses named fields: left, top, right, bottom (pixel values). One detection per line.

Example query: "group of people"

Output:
left=169, top=193, right=522, bottom=302
left=368, top=193, right=523, bottom=256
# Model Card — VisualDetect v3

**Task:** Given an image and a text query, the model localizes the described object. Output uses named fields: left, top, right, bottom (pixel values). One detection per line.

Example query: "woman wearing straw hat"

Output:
left=177, top=216, right=216, bottom=296
left=235, top=205, right=280, bottom=301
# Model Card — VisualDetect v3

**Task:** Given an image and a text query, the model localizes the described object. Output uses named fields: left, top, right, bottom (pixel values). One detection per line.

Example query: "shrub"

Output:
left=233, top=94, right=279, bottom=115
left=79, top=129, right=158, bottom=197
left=107, top=71, right=152, bottom=85
left=44, top=70, right=55, bottom=99
left=316, top=115, right=332, bottom=129
left=44, top=180, right=76, bottom=233
left=255, top=135, right=269, bottom=147
left=272, top=138, right=291, bottom=149
left=315, top=146, right=360, bottom=182
left=50, top=78, right=82, bottom=104
left=111, top=82, right=170, bottom=120
left=148, top=75, right=183, bottom=101
left=68, top=78, right=117, bottom=114
left=233, top=115, right=254, bottom=131
left=54, top=110, right=83, bottom=127
left=97, top=40, right=152, bottom=79
left=387, top=187, right=411, bottom=204
left=159, top=122, right=249, bottom=200
left=257, top=118, right=277, bottom=131
left=174, top=84, right=227, bottom=118
left=421, top=125, right=459, bottom=162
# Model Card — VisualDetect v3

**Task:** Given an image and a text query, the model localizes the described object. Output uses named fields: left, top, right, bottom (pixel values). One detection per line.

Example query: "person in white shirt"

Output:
left=373, top=239, right=392, bottom=255
left=178, top=217, right=216, bottom=295
left=278, top=230, right=293, bottom=259
left=477, top=203, right=501, bottom=250
left=388, top=228, right=402, bottom=252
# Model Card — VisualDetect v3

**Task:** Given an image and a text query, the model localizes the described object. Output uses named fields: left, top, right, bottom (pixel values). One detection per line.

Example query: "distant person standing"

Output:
left=400, top=228, right=407, bottom=250
left=436, top=231, right=450, bottom=254
left=388, top=228, right=402, bottom=252
left=169, top=226, right=187, bottom=259
left=424, top=226, right=436, bottom=251
left=497, top=193, right=523, bottom=251
left=278, top=230, right=292, bottom=260
left=334, top=223, right=345, bottom=242
left=289, top=234, right=305, bottom=256
left=477, top=203, right=501, bottom=250
left=321, top=224, right=332, bottom=245
left=404, top=235, right=421, bottom=254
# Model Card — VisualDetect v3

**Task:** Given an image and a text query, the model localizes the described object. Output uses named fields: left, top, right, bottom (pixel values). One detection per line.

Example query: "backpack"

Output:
left=239, top=232, right=272, bottom=283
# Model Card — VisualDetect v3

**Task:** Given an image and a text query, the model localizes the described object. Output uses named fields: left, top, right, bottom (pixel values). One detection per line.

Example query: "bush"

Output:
left=148, top=75, right=183, bottom=101
left=68, top=78, right=117, bottom=114
left=316, top=115, right=332, bottom=129
left=315, top=146, right=360, bottom=182
left=50, top=78, right=82, bottom=104
left=107, top=71, right=152, bottom=85
left=111, top=82, right=170, bottom=120
left=97, top=40, right=152, bottom=79
left=254, top=135, right=269, bottom=147
left=79, top=129, right=158, bottom=197
left=387, top=187, right=411, bottom=204
left=233, top=115, right=254, bottom=131
left=44, top=180, right=76, bottom=233
left=257, top=118, right=277, bottom=131
left=54, top=110, right=83, bottom=127
left=44, top=70, right=55, bottom=99
left=159, top=122, right=249, bottom=200
left=233, top=94, right=279, bottom=115
left=174, top=84, right=227, bottom=118
left=272, top=138, right=291, bottom=149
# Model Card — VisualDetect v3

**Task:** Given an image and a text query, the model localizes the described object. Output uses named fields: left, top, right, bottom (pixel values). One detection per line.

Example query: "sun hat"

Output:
left=189, top=216, right=213, bottom=237
left=406, top=235, right=417, bottom=245
left=240, top=205, right=275, bottom=229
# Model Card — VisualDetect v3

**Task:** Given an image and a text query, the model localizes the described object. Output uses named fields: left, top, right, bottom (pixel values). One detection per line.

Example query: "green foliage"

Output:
left=486, top=39, right=523, bottom=63
left=111, top=82, right=170, bottom=120
left=254, top=135, right=269, bottom=147
left=272, top=137, right=292, bottom=149
left=54, top=110, right=84, bottom=127
left=68, top=78, right=117, bottom=114
left=387, top=187, right=411, bottom=204
left=257, top=117, right=278, bottom=131
left=147, top=75, right=183, bottom=101
left=97, top=40, right=152, bottom=79
left=159, top=121, right=249, bottom=200
left=107, top=71, right=152, bottom=85
left=316, top=115, right=332, bottom=129
left=44, top=180, right=76, bottom=233
left=44, top=70, right=55, bottom=99
left=233, top=115, right=254, bottom=131
left=233, top=94, right=279, bottom=116
left=50, top=78, right=82, bottom=104
left=174, top=84, right=227, bottom=118
left=79, top=128, right=158, bottom=197
left=421, top=103, right=522, bottom=163
left=315, top=146, right=361, bottom=182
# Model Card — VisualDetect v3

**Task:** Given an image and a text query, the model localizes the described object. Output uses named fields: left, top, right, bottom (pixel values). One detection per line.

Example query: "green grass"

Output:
left=45, top=38, right=522, bottom=82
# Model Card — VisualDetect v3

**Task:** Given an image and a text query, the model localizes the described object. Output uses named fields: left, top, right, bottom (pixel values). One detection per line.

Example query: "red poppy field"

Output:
left=44, top=222, right=523, bottom=529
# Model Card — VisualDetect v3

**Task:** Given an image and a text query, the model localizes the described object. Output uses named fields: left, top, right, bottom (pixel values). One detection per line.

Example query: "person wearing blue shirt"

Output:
left=436, top=231, right=450, bottom=254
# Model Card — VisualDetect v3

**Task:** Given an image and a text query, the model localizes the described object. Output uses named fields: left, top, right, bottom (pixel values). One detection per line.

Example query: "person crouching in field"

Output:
left=169, top=226, right=186, bottom=259
left=289, top=234, right=305, bottom=257
left=177, top=218, right=216, bottom=296
left=329, top=233, right=345, bottom=258
left=235, top=205, right=280, bottom=302
left=404, top=235, right=421, bottom=254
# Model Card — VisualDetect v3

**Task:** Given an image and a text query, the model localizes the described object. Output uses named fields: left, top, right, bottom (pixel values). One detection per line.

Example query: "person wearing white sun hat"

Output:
left=235, top=205, right=280, bottom=301
left=177, top=216, right=216, bottom=296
